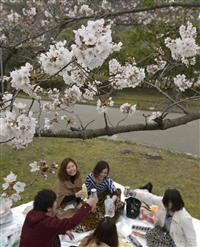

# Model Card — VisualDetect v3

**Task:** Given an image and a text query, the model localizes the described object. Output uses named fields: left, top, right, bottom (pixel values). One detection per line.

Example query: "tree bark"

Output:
left=37, top=112, right=200, bottom=139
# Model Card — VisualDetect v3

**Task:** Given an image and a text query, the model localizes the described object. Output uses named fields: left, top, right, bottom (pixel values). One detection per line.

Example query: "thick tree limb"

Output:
left=37, top=112, right=200, bottom=139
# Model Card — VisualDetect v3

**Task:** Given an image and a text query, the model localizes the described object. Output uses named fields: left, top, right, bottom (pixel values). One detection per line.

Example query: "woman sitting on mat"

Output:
left=54, top=157, right=83, bottom=218
left=75, top=161, right=124, bottom=232
left=131, top=188, right=197, bottom=247
left=85, top=160, right=120, bottom=201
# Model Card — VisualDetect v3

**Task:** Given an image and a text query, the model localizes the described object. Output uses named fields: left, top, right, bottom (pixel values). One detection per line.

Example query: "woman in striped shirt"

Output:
left=75, top=161, right=124, bottom=232
left=85, top=161, right=120, bottom=203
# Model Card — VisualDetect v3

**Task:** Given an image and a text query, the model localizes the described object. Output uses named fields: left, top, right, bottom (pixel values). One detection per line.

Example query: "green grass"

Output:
left=1, top=138, right=200, bottom=218
left=112, top=89, right=200, bottom=112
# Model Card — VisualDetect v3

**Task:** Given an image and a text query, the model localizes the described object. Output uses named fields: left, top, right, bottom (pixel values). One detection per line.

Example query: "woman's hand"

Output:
left=86, top=196, right=98, bottom=212
left=112, top=195, right=118, bottom=203
left=75, top=190, right=83, bottom=198
left=76, top=202, right=83, bottom=209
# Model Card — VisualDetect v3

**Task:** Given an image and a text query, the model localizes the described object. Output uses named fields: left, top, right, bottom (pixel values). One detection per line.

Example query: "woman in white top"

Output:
left=132, top=188, right=197, bottom=247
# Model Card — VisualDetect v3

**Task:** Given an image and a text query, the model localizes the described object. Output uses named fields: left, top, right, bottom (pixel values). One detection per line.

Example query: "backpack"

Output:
left=125, top=197, right=141, bottom=219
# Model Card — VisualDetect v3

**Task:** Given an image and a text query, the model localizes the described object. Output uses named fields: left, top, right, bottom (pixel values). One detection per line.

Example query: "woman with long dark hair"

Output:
left=79, top=217, right=119, bottom=247
left=131, top=188, right=197, bottom=247
left=54, top=158, right=83, bottom=218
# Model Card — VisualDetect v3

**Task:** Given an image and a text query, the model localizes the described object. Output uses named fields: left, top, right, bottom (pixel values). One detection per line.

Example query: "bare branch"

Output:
left=38, top=112, right=200, bottom=139
left=0, top=137, right=15, bottom=144
left=116, top=114, right=129, bottom=127
left=161, top=95, right=200, bottom=116
left=144, top=81, right=189, bottom=114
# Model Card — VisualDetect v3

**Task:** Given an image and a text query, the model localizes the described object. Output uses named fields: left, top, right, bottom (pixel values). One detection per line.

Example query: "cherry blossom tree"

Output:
left=1, top=0, right=200, bottom=204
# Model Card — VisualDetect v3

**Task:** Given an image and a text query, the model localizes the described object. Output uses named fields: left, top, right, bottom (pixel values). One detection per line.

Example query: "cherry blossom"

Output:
left=1, top=172, right=26, bottom=206
left=62, top=85, right=82, bottom=105
left=165, top=22, right=199, bottom=65
left=10, top=63, right=36, bottom=97
left=97, top=97, right=114, bottom=114
left=13, top=182, right=26, bottom=194
left=10, top=193, right=21, bottom=203
left=120, top=103, right=137, bottom=114
left=7, top=10, right=21, bottom=23
left=2, top=93, right=13, bottom=107
left=146, top=58, right=167, bottom=75
left=61, top=115, right=76, bottom=127
left=62, top=64, right=89, bottom=86
left=147, top=112, right=162, bottom=124
left=82, top=83, right=97, bottom=101
left=109, top=59, right=145, bottom=89
left=109, top=59, right=123, bottom=75
left=173, top=74, right=193, bottom=92
left=71, top=19, right=122, bottom=70
left=3, top=172, right=17, bottom=184
left=29, top=161, right=40, bottom=172
left=39, top=41, right=73, bottom=75
left=44, top=118, right=51, bottom=130
left=79, top=4, right=94, bottom=15
left=0, top=111, right=37, bottom=149
left=101, top=0, right=112, bottom=11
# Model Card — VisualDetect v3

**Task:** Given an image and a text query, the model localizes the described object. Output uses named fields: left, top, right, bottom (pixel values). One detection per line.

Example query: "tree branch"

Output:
left=37, top=112, right=200, bottom=139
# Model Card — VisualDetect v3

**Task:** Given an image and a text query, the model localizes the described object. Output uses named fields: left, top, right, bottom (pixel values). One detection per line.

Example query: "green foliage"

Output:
left=140, top=0, right=156, bottom=7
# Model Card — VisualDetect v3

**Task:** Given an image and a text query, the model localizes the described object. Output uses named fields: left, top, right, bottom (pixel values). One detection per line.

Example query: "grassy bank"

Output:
left=1, top=138, right=200, bottom=218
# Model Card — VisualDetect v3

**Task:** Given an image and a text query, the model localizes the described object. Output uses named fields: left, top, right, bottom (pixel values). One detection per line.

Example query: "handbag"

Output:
left=125, top=197, right=141, bottom=219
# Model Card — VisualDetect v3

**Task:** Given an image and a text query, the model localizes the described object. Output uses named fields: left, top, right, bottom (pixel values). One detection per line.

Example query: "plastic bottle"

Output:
left=104, top=195, right=115, bottom=217
left=90, top=188, right=97, bottom=198
left=82, top=183, right=88, bottom=201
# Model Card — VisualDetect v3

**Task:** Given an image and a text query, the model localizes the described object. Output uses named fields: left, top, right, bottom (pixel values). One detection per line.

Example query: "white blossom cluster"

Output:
left=2, top=92, right=13, bottom=108
left=1, top=172, right=26, bottom=207
left=63, top=85, right=82, bottom=105
left=62, top=64, right=89, bottom=86
left=146, top=58, right=167, bottom=75
left=109, top=58, right=145, bottom=89
left=101, top=0, right=112, bottom=11
left=120, top=103, right=137, bottom=114
left=28, top=160, right=58, bottom=179
left=29, top=161, right=40, bottom=172
left=82, top=82, right=98, bottom=100
left=10, top=63, right=36, bottom=97
left=173, top=74, right=193, bottom=92
left=60, top=115, right=76, bottom=127
left=72, top=19, right=122, bottom=70
left=97, top=97, right=114, bottom=114
left=0, top=111, right=37, bottom=149
left=65, top=3, right=94, bottom=18
left=42, top=88, right=61, bottom=113
left=147, top=111, right=162, bottom=124
left=39, top=41, right=73, bottom=76
left=165, top=22, right=199, bottom=66
left=79, top=4, right=94, bottom=15
left=7, top=10, right=21, bottom=23
left=44, top=112, right=59, bottom=130
left=40, top=19, right=122, bottom=73
left=22, top=7, right=37, bottom=17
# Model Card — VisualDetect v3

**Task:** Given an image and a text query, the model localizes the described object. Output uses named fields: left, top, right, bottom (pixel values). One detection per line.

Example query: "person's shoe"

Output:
left=139, top=182, right=153, bottom=193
